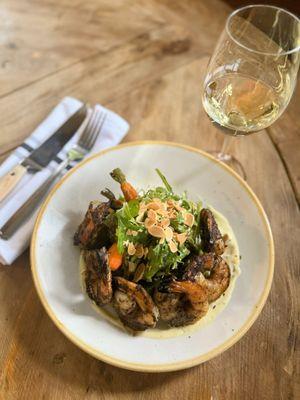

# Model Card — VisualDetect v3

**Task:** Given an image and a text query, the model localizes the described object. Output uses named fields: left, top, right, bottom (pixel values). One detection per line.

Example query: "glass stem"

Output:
left=218, top=135, right=233, bottom=162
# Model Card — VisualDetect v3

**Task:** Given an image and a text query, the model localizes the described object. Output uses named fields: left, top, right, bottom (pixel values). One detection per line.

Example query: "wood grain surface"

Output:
left=0, top=1, right=299, bottom=399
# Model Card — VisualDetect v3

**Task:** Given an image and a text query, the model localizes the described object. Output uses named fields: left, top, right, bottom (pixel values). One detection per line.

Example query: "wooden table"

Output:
left=0, top=1, right=299, bottom=399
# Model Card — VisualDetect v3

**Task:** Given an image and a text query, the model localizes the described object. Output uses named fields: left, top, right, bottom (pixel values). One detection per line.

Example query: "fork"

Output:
left=0, top=107, right=107, bottom=240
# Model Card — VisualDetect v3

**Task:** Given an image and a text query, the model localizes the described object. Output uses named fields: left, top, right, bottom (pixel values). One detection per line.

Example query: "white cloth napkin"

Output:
left=0, top=97, right=129, bottom=265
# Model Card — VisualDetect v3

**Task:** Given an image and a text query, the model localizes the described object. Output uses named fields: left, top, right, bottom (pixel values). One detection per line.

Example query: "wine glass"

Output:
left=202, top=5, right=300, bottom=178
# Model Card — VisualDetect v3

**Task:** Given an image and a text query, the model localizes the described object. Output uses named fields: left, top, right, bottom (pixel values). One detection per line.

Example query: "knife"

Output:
left=0, top=104, right=87, bottom=202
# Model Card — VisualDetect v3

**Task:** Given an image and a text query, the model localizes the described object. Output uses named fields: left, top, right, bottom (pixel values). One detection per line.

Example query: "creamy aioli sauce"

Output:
left=79, top=207, right=240, bottom=338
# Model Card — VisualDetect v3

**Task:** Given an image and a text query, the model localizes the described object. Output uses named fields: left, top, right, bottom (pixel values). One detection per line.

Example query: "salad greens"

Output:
left=112, top=169, right=203, bottom=282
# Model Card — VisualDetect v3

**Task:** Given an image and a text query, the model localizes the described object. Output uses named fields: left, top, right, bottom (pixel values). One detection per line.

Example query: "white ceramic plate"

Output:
left=31, top=142, right=274, bottom=372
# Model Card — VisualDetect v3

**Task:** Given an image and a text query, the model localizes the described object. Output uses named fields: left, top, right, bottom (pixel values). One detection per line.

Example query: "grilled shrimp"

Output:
left=183, top=253, right=230, bottom=302
left=154, top=273, right=209, bottom=327
left=182, top=253, right=215, bottom=281
left=166, top=281, right=209, bottom=326
left=74, top=201, right=112, bottom=249
left=202, top=256, right=230, bottom=302
left=113, top=277, right=159, bottom=331
left=155, top=253, right=231, bottom=326
left=153, top=290, right=182, bottom=325
left=200, top=208, right=225, bottom=255
left=84, top=248, right=112, bottom=306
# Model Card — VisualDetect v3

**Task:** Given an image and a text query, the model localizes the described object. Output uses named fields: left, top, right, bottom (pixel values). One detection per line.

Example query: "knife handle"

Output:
left=0, top=159, right=69, bottom=239
left=0, top=165, right=28, bottom=202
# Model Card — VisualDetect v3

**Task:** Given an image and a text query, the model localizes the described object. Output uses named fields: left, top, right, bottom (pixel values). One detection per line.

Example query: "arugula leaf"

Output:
left=145, top=241, right=190, bottom=281
left=145, top=244, right=165, bottom=280
left=130, top=229, right=149, bottom=244
left=118, top=215, right=139, bottom=231
left=155, top=169, right=173, bottom=193
left=116, top=200, right=140, bottom=227
left=143, top=187, right=181, bottom=203
left=115, top=199, right=141, bottom=253
left=116, top=220, right=127, bottom=253
left=170, top=213, right=186, bottom=233
left=123, top=199, right=140, bottom=219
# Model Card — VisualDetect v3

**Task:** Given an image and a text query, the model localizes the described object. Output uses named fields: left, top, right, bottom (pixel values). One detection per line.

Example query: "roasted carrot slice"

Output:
left=110, top=168, right=138, bottom=201
left=108, top=243, right=123, bottom=270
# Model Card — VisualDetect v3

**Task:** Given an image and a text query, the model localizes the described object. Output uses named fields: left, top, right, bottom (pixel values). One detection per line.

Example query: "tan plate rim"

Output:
left=30, top=141, right=275, bottom=372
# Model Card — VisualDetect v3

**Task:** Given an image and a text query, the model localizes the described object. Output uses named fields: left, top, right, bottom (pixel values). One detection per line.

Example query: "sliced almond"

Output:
left=160, top=202, right=168, bottom=211
left=174, top=202, right=183, bottom=211
left=160, top=218, right=170, bottom=228
left=127, top=242, right=136, bottom=256
left=164, top=226, right=173, bottom=242
left=168, top=240, right=178, bottom=253
left=176, top=232, right=187, bottom=245
left=148, top=225, right=165, bottom=238
left=168, top=210, right=177, bottom=219
left=159, top=238, right=165, bottom=244
left=128, top=261, right=137, bottom=273
left=167, top=199, right=175, bottom=207
left=145, top=218, right=156, bottom=229
left=135, top=244, right=144, bottom=258
left=184, top=213, right=195, bottom=227
left=146, top=202, right=160, bottom=210
left=157, top=209, right=168, bottom=217
left=133, top=263, right=146, bottom=282
left=139, top=201, right=147, bottom=209
left=126, top=229, right=138, bottom=237
left=147, top=209, right=157, bottom=221
left=136, top=212, right=145, bottom=223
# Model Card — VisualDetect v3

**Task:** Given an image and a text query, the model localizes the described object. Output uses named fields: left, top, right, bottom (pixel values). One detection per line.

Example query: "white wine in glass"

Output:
left=204, top=73, right=288, bottom=134
left=202, top=5, right=300, bottom=174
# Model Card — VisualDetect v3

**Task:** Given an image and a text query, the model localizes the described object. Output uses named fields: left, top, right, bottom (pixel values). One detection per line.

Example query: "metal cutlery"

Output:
left=0, top=107, right=107, bottom=240
left=0, top=104, right=87, bottom=203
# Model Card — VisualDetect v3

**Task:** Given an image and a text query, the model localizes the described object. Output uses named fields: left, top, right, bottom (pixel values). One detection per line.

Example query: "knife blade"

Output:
left=0, top=104, right=87, bottom=202
left=22, top=104, right=87, bottom=171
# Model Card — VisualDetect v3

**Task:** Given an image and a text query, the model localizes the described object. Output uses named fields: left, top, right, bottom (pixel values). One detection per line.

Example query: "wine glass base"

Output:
left=208, top=151, right=247, bottom=180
